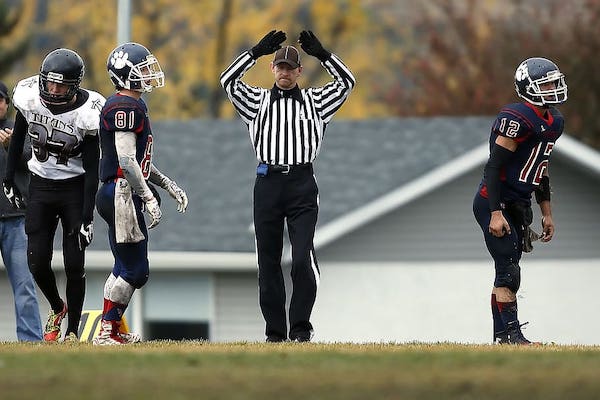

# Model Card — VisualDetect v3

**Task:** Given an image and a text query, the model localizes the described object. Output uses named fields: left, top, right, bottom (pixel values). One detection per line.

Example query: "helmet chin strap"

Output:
left=40, top=92, right=77, bottom=106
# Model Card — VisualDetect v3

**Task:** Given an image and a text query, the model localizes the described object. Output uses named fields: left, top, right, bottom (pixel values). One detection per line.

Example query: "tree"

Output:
left=2, top=0, right=599, bottom=148
left=0, top=0, right=34, bottom=79
left=375, top=0, right=600, bottom=147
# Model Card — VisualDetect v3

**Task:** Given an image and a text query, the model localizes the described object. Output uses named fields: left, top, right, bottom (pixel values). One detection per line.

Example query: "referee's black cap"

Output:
left=273, top=46, right=301, bottom=68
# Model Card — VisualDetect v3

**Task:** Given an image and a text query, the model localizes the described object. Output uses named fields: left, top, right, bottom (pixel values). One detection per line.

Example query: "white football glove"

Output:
left=144, top=197, right=162, bottom=229
left=78, top=222, right=94, bottom=251
left=165, top=180, right=188, bottom=213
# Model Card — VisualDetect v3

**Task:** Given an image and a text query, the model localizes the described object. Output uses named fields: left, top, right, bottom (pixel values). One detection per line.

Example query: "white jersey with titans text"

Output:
left=12, top=75, right=105, bottom=180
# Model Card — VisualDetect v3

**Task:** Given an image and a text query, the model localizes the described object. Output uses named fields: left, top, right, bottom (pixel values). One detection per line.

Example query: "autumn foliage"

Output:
left=0, top=0, right=598, bottom=147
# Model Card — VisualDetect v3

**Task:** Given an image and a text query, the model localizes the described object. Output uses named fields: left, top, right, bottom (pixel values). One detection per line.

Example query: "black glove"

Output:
left=2, top=179, right=26, bottom=209
left=250, top=30, right=286, bottom=59
left=78, top=222, right=93, bottom=251
left=298, top=30, right=331, bottom=62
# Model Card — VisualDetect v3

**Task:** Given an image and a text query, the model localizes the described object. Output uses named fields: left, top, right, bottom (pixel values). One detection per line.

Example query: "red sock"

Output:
left=102, top=298, right=111, bottom=316
left=104, top=299, right=127, bottom=321
left=491, top=294, right=505, bottom=336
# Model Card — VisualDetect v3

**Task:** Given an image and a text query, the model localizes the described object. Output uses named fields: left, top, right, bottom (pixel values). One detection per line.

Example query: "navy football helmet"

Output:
left=107, top=42, right=164, bottom=92
left=39, top=48, right=84, bottom=105
left=514, top=57, right=567, bottom=107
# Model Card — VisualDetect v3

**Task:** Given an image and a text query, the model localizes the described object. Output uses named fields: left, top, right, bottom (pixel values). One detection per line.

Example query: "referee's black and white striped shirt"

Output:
left=220, top=51, right=355, bottom=165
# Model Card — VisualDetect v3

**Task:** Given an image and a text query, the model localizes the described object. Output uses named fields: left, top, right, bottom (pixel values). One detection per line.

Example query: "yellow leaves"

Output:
left=446, top=75, right=459, bottom=92
left=0, top=0, right=596, bottom=148
left=0, top=0, right=35, bottom=44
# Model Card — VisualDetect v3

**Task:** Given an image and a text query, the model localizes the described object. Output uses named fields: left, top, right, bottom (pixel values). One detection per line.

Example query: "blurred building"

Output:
left=1, top=117, right=598, bottom=343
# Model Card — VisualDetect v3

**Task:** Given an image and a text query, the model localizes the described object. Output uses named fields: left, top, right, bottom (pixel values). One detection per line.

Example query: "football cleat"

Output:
left=43, top=302, right=68, bottom=342
left=93, top=320, right=141, bottom=345
left=119, top=331, right=142, bottom=344
left=494, top=331, right=509, bottom=345
left=504, top=321, right=541, bottom=345
left=93, top=320, right=125, bottom=345
left=63, top=332, right=79, bottom=344
left=92, top=335, right=126, bottom=345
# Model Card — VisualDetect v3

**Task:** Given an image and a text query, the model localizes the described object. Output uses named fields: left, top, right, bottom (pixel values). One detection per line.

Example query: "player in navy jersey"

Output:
left=3, top=48, right=105, bottom=342
left=473, top=57, right=567, bottom=345
left=93, top=42, right=188, bottom=345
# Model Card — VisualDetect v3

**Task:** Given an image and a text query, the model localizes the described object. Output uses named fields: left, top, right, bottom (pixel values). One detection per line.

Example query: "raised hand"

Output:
left=251, top=30, right=287, bottom=59
left=298, top=30, right=331, bottom=61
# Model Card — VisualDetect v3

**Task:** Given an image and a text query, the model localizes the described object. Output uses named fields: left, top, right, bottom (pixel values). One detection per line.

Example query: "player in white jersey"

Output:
left=3, top=48, right=105, bottom=342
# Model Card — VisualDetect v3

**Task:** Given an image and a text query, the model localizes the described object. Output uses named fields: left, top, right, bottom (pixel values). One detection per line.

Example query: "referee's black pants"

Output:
left=253, top=165, right=320, bottom=341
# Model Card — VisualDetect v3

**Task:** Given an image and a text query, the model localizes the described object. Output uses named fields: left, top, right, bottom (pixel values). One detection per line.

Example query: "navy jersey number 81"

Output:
left=99, top=96, right=153, bottom=182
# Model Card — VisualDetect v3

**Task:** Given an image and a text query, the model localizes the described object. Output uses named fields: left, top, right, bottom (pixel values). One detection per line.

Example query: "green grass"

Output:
left=1, top=341, right=599, bottom=400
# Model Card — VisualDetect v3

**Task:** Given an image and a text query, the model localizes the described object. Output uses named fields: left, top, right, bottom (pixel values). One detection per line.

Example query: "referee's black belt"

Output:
left=257, top=162, right=312, bottom=176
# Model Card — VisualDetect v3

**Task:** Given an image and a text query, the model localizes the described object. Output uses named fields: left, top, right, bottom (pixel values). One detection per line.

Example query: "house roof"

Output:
left=85, top=117, right=599, bottom=254
left=316, top=132, right=600, bottom=250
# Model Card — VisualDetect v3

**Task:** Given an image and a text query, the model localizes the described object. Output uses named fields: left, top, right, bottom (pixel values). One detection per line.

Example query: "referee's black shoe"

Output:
left=266, top=335, right=286, bottom=343
left=290, top=332, right=312, bottom=343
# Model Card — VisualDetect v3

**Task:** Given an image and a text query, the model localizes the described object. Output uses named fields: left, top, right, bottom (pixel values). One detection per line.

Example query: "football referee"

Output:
left=220, top=30, right=355, bottom=342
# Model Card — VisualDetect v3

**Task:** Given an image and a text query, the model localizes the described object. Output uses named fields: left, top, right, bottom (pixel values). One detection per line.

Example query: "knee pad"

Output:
left=494, top=263, right=521, bottom=293
left=109, top=276, right=135, bottom=305
left=103, top=273, right=117, bottom=299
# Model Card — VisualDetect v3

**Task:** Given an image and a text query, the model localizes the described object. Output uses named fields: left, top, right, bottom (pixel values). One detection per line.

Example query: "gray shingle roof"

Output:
left=88, top=117, right=492, bottom=252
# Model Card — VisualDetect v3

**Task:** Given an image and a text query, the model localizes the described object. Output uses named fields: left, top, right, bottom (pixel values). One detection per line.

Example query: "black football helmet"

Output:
left=107, top=42, right=164, bottom=92
left=39, top=48, right=84, bottom=105
left=514, top=57, right=567, bottom=107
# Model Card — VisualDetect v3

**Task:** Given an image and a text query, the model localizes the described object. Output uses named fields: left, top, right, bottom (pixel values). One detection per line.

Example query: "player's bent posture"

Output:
left=3, top=49, right=104, bottom=342
left=93, top=42, right=188, bottom=345
left=473, top=57, right=567, bottom=345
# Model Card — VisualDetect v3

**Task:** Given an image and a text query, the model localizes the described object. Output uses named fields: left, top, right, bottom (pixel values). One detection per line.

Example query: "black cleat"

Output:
left=494, top=330, right=509, bottom=345
left=505, top=321, right=541, bottom=345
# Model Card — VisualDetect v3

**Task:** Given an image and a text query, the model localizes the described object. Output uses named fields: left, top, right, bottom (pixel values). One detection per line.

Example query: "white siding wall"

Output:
left=212, top=272, right=263, bottom=342
left=2, top=259, right=599, bottom=344
left=312, top=260, right=600, bottom=345
left=144, top=272, right=212, bottom=321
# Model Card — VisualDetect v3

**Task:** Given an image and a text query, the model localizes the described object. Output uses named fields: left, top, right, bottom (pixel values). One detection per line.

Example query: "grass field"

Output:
left=1, top=341, right=600, bottom=400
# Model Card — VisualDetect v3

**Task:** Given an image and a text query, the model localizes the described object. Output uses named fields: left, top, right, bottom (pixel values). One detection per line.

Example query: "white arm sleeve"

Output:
left=149, top=163, right=172, bottom=189
left=115, top=131, right=153, bottom=202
